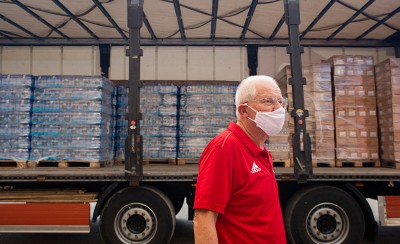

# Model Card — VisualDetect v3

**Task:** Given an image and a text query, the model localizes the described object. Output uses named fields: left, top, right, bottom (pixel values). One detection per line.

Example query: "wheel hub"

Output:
left=307, top=203, right=349, bottom=243
left=115, top=203, right=157, bottom=243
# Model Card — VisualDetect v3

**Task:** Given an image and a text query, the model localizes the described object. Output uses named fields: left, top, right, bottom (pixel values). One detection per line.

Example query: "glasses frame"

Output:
left=250, top=96, right=288, bottom=108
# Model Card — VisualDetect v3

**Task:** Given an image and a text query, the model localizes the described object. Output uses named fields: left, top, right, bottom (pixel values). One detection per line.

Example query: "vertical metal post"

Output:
left=284, top=0, right=312, bottom=180
left=126, top=0, right=144, bottom=184
left=247, top=44, right=258, bottom=75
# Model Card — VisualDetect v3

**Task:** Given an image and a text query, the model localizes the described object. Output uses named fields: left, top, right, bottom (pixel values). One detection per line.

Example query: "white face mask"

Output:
left=245, top=105, right=286, bottom=136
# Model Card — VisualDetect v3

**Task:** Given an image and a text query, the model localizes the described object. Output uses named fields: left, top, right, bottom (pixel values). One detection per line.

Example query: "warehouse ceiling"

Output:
left=0, top=0, right=399, bottom=47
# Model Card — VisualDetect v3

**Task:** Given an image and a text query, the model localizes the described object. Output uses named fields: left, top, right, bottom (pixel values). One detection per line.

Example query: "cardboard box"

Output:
left=335, top=97, right=356, bottom=107
left=336, top=137, right=378, bottom=148
left=355, top=116, right=378, bottom=127
left=327, top=55, right=374, bottom=66
left=354, top=85, right=376, bottom=97
left=336, top=148, right=379, bottom=160
left=303, top=63, right=331, bottom=73
left=335, top=116, right=357, bottom=127
left=375, top=58, right=400, bottom=75
left=334, top=65, right=374, bottom=76
left=333, top=75, right=375, bottom=86
left=310, top=91, right=333, bottom=101
left=267, top=135, right=290, bottom=144
left=357, top=107, right=377, bottom=117
left=335, top=86, right=355, bottom=96
left=314, top=150, right=336, bottom=159
left=314, top=110, right=334, bottom=122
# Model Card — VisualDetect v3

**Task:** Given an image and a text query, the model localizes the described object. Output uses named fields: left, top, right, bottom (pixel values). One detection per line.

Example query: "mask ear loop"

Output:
left=243, top=103, right=258, bottom=113
left=242, top=103, right=258, bottom=123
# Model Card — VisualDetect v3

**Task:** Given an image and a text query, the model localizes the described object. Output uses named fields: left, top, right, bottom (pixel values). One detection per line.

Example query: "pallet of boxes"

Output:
left=274, top=63, right=335, bottom=168
left=328, top=55, right=380, bottom=167
left=375, top=58, right=400, bottom=168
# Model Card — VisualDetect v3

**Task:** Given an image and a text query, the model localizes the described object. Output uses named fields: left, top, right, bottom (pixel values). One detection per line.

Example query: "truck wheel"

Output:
left=284, top=185, right=364, bottom=244
left=100, top=186, right=176, bottom=244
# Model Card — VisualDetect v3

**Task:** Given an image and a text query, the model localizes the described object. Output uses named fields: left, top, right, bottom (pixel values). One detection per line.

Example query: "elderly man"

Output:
left=194, top=75, right=287, bottom=244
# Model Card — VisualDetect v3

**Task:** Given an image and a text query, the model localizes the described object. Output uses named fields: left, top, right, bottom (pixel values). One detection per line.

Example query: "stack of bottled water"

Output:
left=30, top=76, right=114, bottom=162
left=0, top=75, right=34, bottom=161
left=114, top=84, right=179, bottom=160
left=114, top=86, right=128, bottom=160
left=179, top=84, right=237, bottom=158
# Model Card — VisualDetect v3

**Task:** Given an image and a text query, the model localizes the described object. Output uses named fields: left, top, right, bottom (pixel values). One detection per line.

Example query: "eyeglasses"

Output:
left=252, top=96, right=287, bottom=108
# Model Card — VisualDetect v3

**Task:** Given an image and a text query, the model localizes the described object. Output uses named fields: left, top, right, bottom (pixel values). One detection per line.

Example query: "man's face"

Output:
left=246, top=85, right=284, bottom=114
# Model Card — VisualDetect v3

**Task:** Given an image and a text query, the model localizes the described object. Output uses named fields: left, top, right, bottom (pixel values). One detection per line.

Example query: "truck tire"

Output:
left=100, top=186, right=176, bottom=244
left=284, top=185, right=364, bottom=244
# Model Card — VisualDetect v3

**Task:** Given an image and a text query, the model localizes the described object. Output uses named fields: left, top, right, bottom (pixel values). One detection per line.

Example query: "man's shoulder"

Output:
left=208, top=128, right=240, bottom=149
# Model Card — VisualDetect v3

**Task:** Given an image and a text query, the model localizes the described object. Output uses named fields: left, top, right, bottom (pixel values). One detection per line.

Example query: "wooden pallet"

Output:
left=0, top=160, right=27, bottom=169
left=381, top=161, right=400, bottom=169
left=114, top=158, right=125, bottom=165
left=312, top=160, right=335, bottom=168
left=177, top=158, right=199, bottom=165
left=114, top=158, right=179, bottom=166
left=273, top=159, right=291, bottom=168
left=27, top=159, right=113, bottom=169
left=143, top=158, right=176, bottom=165
left=336, top=160, right=381, bottom=168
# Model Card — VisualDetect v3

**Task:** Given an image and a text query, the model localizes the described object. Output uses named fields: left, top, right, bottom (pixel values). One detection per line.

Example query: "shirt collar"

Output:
left=227, top=122, right=268, bottom=157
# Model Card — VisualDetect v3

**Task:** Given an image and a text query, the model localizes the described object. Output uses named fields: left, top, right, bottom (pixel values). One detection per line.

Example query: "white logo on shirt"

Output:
left=251, top=162, right=261, bottom=173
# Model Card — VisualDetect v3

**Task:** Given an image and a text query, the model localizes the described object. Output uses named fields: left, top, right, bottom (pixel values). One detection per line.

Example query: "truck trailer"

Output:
left=0, top=0, right=400, bottom=244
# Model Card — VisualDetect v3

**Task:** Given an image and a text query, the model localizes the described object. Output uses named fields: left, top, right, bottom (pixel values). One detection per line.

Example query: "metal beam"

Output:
left=173, top=0, right=186, bottom=39
left=284, top=0, right=312, bottom=180
left=11, top=0, right=69, bottom=39
left=0, top=37, right=396, bottom=47
left=301, top=0, right=336, bottom=39
left=52, top=0, right=98, bottom=39
left=337, top=0, right=398, bottom=32
left=240, top=0, right=258, bottom=39
left=126, top=0, right=145, bottom=183
left=385, top=31, right=400, bottom=44
left=356, top=6, right=400, bottom=40
left=0, top=13, right=40, bottom=39
left=92, top=0, right=128, bottom=39
left=327, top=0, right=375, bottom=40
left=0, top=31, right=13, bottom=40
left=211, top=0, right=218, bottom=39
left=269, top=14, right=285, bottom=40
left=143, top=12, right=156, bottom=39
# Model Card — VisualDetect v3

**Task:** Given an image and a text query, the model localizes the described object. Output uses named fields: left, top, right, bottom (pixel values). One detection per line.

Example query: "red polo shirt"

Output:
left=194, top=122, right=286, bottom=244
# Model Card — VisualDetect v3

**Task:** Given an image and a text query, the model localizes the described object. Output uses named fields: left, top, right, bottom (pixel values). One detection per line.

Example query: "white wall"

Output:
left=0, top=46, right=101, bottom=76
left=0, top=45, right=395, bottom=80
left=109, top=46, right=248, bottom=81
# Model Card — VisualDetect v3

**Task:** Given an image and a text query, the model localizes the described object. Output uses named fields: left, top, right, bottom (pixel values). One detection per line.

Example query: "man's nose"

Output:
left=272, top=100, right=281, bottom=111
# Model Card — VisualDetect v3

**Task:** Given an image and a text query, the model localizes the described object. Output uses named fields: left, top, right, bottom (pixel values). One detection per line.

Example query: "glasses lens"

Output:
left=264, top=97, right=274, bottom=106
left=278, top=97, right=287, bottom=108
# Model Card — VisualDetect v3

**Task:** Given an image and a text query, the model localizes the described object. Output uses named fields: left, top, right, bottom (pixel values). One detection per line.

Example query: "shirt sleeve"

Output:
left=194, top=139, right=234, bottom=214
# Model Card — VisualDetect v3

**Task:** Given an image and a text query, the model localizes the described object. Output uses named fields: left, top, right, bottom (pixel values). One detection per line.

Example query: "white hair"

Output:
left=235, top=75, right=280, bottom=109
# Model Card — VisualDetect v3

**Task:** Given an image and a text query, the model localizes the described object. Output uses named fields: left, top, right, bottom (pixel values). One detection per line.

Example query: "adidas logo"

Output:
left=251, top=162, right=261, bottom=173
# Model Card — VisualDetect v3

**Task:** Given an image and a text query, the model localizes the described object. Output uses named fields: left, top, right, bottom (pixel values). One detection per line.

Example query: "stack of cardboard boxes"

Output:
left=375, top=58, right=400, bottom=167
left=329, top=56, right=380, bottom=166
left=274, top=64, right=335, bottom=167
left=303, top=64, right=336, bottom=166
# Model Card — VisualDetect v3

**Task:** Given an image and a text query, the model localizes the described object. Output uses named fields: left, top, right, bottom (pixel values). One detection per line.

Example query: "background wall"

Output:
left=0, top=45, right=396, bottom=80
left=0, top=46, right=101, bottom=76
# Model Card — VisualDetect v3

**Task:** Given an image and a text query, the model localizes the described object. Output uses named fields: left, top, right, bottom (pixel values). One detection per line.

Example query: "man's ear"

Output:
left=237, top=104, right=249, bottom=117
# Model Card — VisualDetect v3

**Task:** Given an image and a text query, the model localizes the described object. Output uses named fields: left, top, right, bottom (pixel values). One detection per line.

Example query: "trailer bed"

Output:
left=1, top=165, right=400, bottom=182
